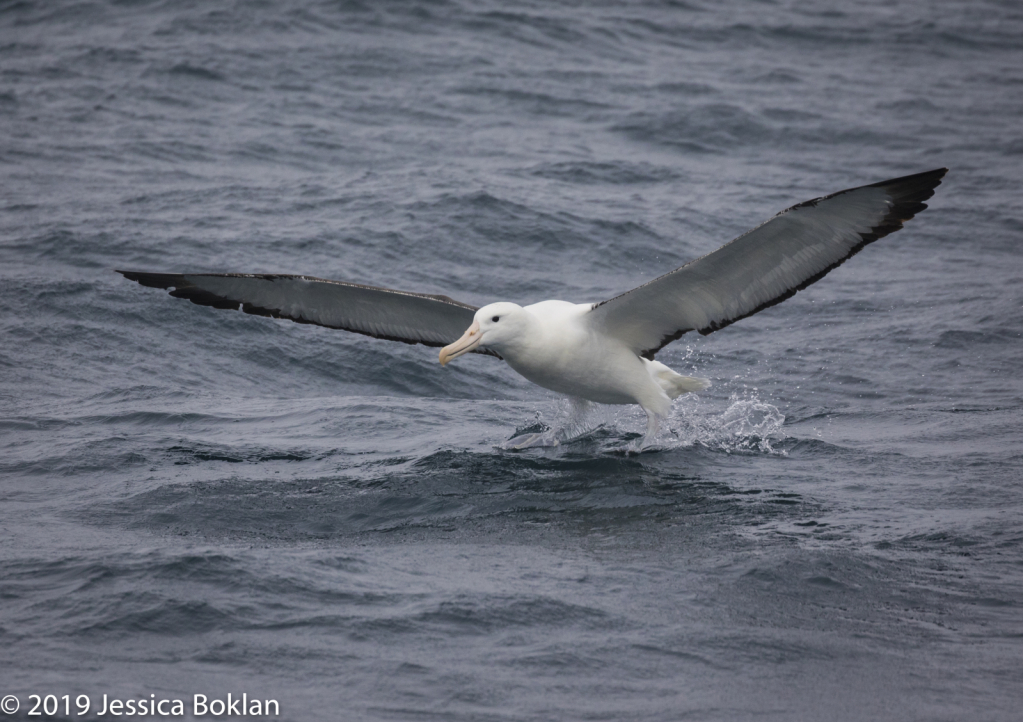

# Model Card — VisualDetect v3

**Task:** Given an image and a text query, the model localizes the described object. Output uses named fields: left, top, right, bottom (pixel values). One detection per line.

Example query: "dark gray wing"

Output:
left=587, top=168, right=947, bottom=359
left=117, top=272, right=500, bottom=358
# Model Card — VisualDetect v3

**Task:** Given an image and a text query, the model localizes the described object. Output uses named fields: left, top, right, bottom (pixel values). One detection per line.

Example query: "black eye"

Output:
left=492, top=316, right=500, bottom=323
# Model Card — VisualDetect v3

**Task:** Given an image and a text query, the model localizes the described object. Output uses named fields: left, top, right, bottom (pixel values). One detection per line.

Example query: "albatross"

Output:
left=119, top=168, right=946, bottom=442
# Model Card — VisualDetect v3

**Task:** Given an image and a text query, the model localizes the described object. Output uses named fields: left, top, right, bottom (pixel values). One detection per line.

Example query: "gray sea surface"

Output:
left=2, top=1, right=1022, bottom=720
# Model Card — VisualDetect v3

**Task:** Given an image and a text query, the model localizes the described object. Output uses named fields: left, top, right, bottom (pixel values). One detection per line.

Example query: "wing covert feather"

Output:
left=588, top=168, right=947, bottom=358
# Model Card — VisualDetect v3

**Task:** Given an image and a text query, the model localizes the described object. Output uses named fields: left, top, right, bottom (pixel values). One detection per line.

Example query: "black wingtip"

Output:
left=118, top=270, right=241, bottom=310
left=870, top=167, right=947, bottom=210
left=117, top=270, right=189, bottom=290
left=868, top=167, right=947, bottom=191
left=864, top=167, right=947, bottom=242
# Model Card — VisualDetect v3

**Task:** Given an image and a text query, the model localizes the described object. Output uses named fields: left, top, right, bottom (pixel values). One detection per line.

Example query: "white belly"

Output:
left=507, top=347, right=645, bottom=404
left=500, top=303, right=656, bottom=405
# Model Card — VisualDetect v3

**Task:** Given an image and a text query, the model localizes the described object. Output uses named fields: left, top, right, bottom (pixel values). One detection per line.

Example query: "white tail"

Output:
left=645, top=359, right=711, bottom=400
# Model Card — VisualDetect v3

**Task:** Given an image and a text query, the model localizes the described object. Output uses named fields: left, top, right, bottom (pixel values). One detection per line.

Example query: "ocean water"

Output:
left=2, top=0, right=1022, bottom=720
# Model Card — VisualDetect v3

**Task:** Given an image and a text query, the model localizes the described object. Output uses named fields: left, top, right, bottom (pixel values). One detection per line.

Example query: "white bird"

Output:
left=119, top=168, right=946, bottom=442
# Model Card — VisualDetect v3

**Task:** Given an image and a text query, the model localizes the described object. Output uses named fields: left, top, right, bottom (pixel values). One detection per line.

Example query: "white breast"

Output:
left=498, top=301, right=654, bottom=405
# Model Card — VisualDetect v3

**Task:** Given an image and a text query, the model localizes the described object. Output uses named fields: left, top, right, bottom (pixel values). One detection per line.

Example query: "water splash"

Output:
left=667, top=392, right=787, bottom=454
left=499, top=391, right=786, bottom=455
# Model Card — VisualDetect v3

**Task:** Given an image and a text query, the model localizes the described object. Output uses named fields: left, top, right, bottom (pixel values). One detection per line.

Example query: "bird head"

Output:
left=439, top=302, right=524, bottom=365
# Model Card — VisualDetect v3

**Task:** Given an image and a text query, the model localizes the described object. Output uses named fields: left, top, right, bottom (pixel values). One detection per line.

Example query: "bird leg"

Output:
left=504, top=397, right=597, bottom=450
left=569, top=396, right=592, bottom=421
left=556, top=397, right=593, bottom=442
left=641, top=410, right=664, bottom=448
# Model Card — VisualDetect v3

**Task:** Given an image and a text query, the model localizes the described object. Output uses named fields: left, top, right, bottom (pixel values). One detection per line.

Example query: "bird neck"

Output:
left=489, top=311, right=544, bottom=368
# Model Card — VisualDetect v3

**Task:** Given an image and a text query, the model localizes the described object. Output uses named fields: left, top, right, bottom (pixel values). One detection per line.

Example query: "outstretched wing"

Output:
left=118, top=271, right=501, bottom=358
left=587, top=168, right=947, bottom=359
